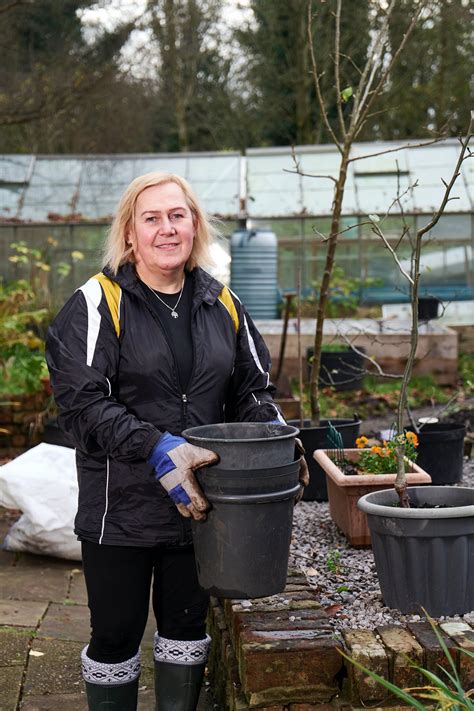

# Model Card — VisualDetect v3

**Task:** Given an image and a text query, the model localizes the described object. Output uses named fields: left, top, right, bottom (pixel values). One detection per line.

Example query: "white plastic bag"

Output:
left=0, top=442, right=81, bottom=560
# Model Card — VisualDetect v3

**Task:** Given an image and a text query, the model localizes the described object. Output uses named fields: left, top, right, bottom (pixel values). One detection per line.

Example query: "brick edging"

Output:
left=207, top=570, right=474, bottom=710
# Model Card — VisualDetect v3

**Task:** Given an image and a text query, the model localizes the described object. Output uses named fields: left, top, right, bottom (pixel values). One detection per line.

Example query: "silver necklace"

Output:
left=145, top=277, right=185, bottom=319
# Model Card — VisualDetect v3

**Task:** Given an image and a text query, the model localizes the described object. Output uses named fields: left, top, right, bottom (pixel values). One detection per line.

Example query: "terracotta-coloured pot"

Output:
left=313, top=448, right=431, bottom=547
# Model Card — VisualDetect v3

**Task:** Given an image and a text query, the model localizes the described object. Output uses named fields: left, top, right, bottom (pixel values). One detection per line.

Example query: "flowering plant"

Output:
left=355, top=432, right=419, bottom=475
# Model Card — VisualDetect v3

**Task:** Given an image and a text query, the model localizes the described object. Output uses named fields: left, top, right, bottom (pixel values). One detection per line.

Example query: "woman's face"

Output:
left=130, top=182, right=195, bottom=283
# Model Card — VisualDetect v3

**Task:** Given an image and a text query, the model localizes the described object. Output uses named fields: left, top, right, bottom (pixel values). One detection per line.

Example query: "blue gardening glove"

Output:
left=149, top=433, right=219, bottom=520
left=265, top=421, right=309, bottom=502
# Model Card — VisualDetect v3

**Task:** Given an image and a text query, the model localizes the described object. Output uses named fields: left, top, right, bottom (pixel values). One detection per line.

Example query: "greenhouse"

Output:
left=0, top=138, right=472, bottom=308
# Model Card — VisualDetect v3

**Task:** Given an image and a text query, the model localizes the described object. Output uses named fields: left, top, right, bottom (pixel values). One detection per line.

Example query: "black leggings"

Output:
left=81, top=541, right=209, bottom=664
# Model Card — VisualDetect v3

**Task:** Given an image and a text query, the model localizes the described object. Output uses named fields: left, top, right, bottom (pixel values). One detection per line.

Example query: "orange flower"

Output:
left=406, top=431, right=419, bottom=447
left=371, top=445, right=383, bottom=455
left=356, top=436, right=369, bottom=449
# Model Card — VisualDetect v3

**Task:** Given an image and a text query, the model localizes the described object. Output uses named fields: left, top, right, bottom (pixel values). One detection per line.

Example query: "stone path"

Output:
left=0, top=508, right=217, bottom=710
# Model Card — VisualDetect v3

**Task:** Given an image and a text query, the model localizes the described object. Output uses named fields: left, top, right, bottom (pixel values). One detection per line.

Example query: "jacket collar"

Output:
left=102, top=263, right=224, bottom=306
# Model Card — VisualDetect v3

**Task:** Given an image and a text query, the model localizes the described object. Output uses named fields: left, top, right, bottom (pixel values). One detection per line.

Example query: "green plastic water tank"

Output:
left=230, top=229, right=278, bottom=319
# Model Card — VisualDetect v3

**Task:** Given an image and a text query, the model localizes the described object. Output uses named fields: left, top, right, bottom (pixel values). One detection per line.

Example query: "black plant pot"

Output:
left=417, top=297, right=439, bottom=321
left=288, top=417, right=362, bottom=501
left=416, top=423, right=466, bottom=484
left=358, top=486, right=474, bottom=616
left=308, top=348, right=365, bottom=391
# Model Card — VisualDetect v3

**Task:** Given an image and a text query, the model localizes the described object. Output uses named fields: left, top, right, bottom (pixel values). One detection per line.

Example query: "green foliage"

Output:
left=0, top=279, right=49, bottom=397
left=326, top=549, right=343, bottom=574
left=341, top=613, right=474, bottom=709
left=0, top=344, right=48, bottom=397
left=354, top=432, right=418, bottom=475
left=295, top=266, right=382, bottom=318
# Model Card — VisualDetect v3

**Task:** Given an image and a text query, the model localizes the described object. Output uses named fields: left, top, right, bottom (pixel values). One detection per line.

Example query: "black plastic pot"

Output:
left=192, top=460, right=300, bottom=598
left=358, top=486, right=474, bottom=616
left=182, top=422, right=299, bottom=469
left=416, top=423, right=466, bottom=484
left=308, top=348, right=365, bottom=391
left=417, top=297, right=439, bottom=321
left=288, top=418, right=362, bottom=501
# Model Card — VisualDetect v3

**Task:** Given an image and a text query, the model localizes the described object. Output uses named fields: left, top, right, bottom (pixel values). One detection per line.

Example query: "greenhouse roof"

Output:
left=0, top=139, right=471, bottom=223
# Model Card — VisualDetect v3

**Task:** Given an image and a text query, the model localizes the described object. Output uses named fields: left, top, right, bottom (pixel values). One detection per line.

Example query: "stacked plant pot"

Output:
left=183, top=422, right=300, bottom=599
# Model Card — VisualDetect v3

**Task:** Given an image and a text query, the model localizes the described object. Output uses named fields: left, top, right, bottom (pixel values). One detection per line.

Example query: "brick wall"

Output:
left=0, top=393, right=46, bottom=458
left=207, top=570, right=474, bottom=709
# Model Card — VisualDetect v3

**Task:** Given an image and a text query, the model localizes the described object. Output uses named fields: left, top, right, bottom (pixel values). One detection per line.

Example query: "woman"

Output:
left=46, top=172, right=308, bottom=711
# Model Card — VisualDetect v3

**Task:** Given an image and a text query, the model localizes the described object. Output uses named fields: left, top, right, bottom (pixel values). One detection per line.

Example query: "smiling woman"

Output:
left=45, top=170, right=297, bottom=711
left=130, top=182, right=196, bottom=291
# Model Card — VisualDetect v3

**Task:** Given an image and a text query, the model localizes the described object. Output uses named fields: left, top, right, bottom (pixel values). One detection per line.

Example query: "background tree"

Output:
left=149, top=0, right=240, bottom=152
left=0, top=0, right=141, bottom=152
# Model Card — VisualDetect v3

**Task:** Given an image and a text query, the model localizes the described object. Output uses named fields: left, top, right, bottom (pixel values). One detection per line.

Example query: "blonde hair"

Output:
left=103, top=172, right=217, bottom=274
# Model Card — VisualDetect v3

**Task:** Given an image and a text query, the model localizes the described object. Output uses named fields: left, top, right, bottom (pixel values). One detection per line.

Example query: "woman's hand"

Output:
left=149, top=433, right=219, bottom=520
left=294, top=437, right=310, bottom=502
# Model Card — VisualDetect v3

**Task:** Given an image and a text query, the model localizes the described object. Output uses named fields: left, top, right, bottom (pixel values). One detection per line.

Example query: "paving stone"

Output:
left=22, top=638, right=84, bottom=696
left=20, top=691, right=88, bottom=710
left=0, top=600, right=48, bottom=628
left=37, top=603, right=90, bottom=643
left=407, top=621, right=457, bottom=677
left=15, top=553, right=77, bottom=570
left=343, top=629, right=389, bottom=704
left=0, top=549, right=17, bottom=568
left=67, top=569, right=88, bottom=604
left=440, top=621, right=474, bottom=689
left=377, top=625, right=423, bottom=690
left=0, top=664, right=23, bottom=711
left=0, top=626, right=34, bottom=666
left=0, top=567, right=70, bottom=602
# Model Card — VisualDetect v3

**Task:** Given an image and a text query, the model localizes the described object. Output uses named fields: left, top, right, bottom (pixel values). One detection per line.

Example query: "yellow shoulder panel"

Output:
left=93, top=272, right=121, bottom=338
left=218, top=286, right=239, bottom=333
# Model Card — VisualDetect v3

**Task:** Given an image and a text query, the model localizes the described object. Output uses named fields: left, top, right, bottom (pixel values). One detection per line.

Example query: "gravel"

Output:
left=289, top=456, right=474, bottom=638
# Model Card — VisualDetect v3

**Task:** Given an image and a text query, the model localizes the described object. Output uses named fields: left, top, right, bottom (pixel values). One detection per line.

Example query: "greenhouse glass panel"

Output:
left=30, top=159, right=82, bottom=186
left=416, top=213, right=471, bottom=241
left=0, top=155, right=32, bottom=182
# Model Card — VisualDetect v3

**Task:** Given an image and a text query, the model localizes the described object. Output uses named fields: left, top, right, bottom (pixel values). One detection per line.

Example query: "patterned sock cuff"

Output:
left=153, top=633, right=211, bottom=666
left=81, top=646, right=141, bottom=685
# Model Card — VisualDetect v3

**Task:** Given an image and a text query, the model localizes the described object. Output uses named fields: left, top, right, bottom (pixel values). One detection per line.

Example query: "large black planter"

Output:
left=415, top=423, right=466, bottom=484
left=289, top=418, right=362, bottom=501
left=358, top=486, right=474, bottom=616
left=308, top=348, right=365, bottom=391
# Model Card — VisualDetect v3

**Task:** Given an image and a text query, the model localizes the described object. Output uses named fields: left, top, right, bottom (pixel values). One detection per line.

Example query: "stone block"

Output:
left=37, top=602, right=90, bottom=643
left=238, top=633, right=343, bottom=706
left=0, top=626, right=34, bottom=666
left=343, top=629, right=389, bottom=703
left=0, top=599, right=48, bottom=628
left=0, top=567, right=70, bottom=602
left=440, top=621, right=474, bottom=690
left=22, top=638, right=84, bottom=696
left=231, top=608, right=331, bottom=648
left=377, top=625, right=423, bottom=690
left=407, top=621, right=457, bottom=677
left=0, top=664, right=23, bottom=711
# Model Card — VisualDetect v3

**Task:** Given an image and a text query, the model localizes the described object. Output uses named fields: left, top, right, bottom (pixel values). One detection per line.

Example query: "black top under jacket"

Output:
left=46, top=263, right=281, bottom=547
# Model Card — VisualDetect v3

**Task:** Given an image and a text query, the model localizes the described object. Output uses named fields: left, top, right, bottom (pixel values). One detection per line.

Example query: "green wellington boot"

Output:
left=154, top=660, right=206, bottom=710
left=84, top=678, right=139, bottom=710
left=81, top=646, right=141, bottom=711
left=153, top=633, right=211, bottom=711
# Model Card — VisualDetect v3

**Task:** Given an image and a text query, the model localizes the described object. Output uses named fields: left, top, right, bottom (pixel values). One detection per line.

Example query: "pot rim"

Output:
left=183, top=422, right=299, bottom=444
left=357, top=486, right=474, bottom=519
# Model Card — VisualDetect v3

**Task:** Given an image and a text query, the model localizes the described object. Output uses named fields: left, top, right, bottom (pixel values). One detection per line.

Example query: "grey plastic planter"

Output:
left=358, top=486, right=474, bottom=616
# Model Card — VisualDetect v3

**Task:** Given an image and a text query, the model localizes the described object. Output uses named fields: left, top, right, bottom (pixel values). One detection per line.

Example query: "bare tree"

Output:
left=369, top=115, right=473, bottom=506
left=300, top=0, right=446, bottom=425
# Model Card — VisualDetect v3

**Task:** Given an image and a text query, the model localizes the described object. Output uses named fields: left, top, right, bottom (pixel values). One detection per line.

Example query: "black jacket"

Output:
left=46, top=263, right=280, bottom=547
